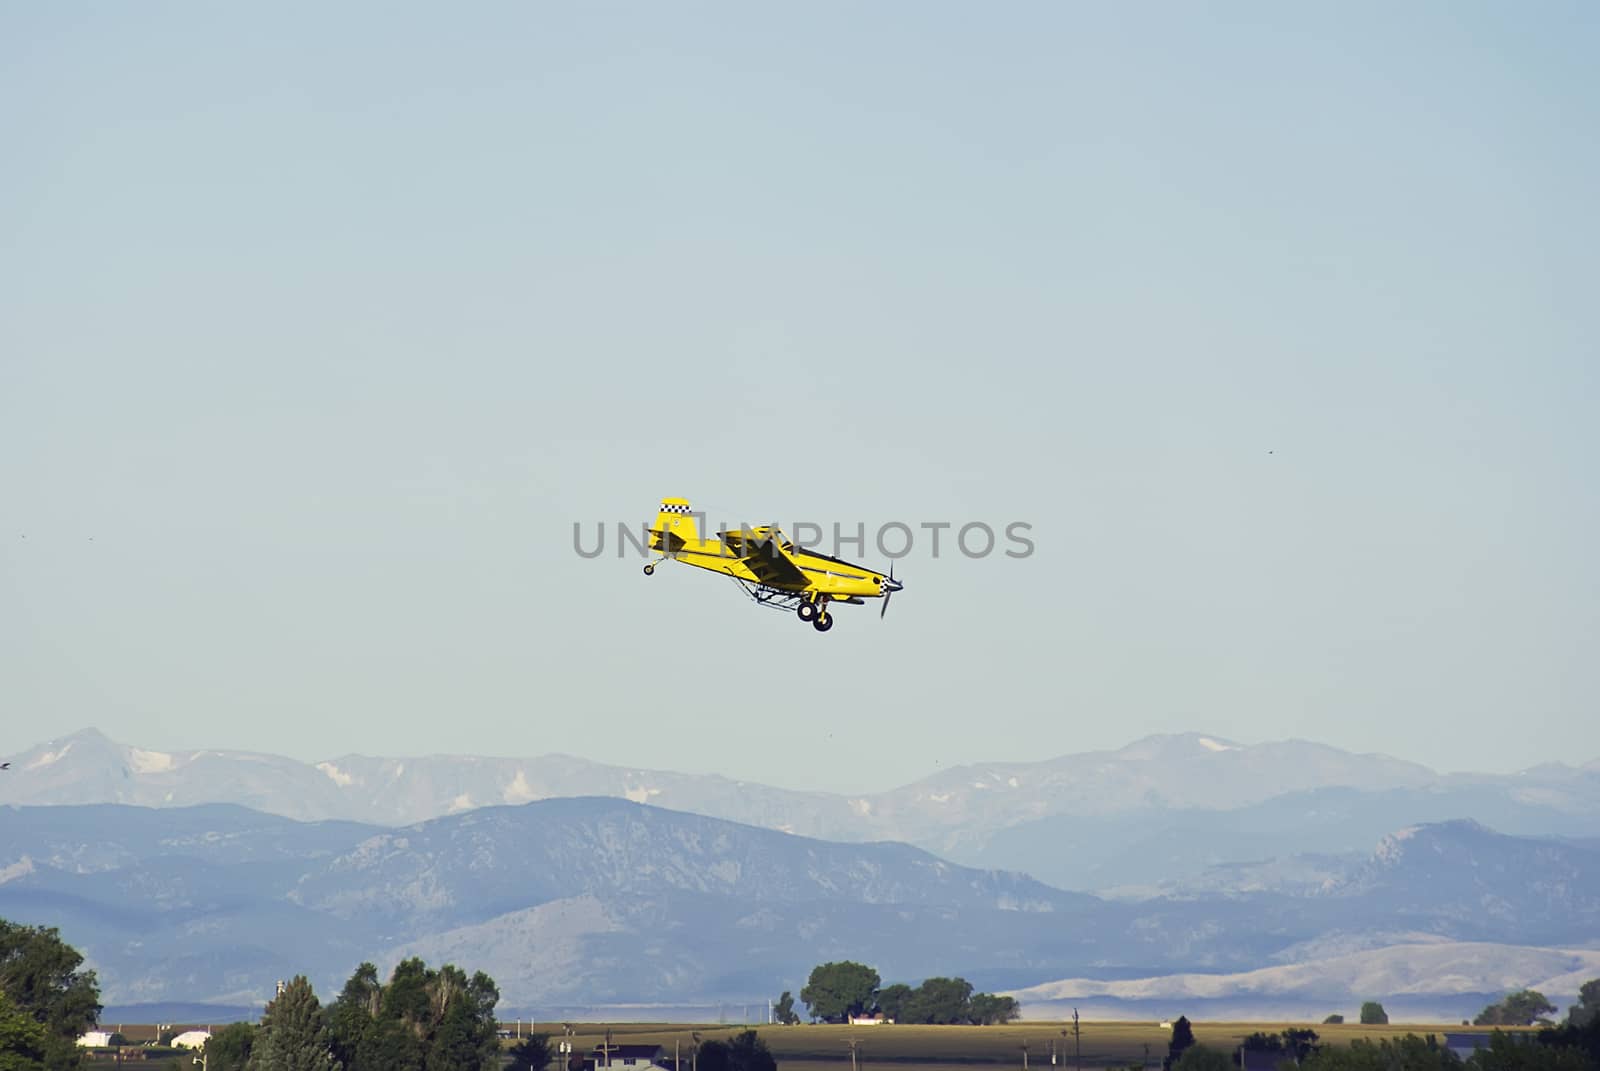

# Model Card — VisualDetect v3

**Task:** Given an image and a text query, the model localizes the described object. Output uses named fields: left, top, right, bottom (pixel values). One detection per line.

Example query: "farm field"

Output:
left=513, top=1021, right=1519, bottom=1069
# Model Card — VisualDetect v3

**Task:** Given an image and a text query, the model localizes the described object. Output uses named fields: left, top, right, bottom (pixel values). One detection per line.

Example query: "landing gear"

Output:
left=812, top=611, right=833, bottom=633
left=797, top=601, right=817, bottom=622
left=642, top=563, right=656, bottom=576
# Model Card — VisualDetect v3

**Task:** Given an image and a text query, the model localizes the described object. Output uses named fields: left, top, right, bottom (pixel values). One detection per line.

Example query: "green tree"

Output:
left=508, top=1034, right=551, bottom=1071
left=1537, top=1011, right=1600, bottom=1067
left=0, top=990, right=50, bottom=1071
left=773, top=992, right=800, bottom=1026
left=328, top=962, right=382, bottom=1070
left=1301, top=1035, right=1460, bottom=1070
left=335, top=957, right=501, bottom=1071
left=1164, top=1016, right=1195, bottom=1071
left=903, top=977, right=973, bottom=1025
left=1323, top=1015, right=1345, bottom=1025
left=247, top=975, right=337, bottom=1071
left=800, top=962, right=880, bottom=1023
left=1171, top=1046, right=1230, bottom=1071
left=1475, top=991, right=1557, bottom=1027
left=0, top=922, right=102, bottom=1069
left=355, top=1017, right=423, bottom=1071
left=876, top=985, right=914, bottom=1022
left=204, top=1022, right=258, bottom=1071
left=697, top=1031, right=776, bottom=1071
left=1569, top=979, right=1600, bottom=1028
left=424, top=966, right=500, bottom=1071
left=968, top=994, right=1020, bottom=1026
left=0, top=920, right=102, bottom=1071
left=1359, top=1001, right=1389, bottom=1025
left=1469, top=1030, right=1590, bottom=1071
left=1282, top=1029, right=1321, bottom=1063
left=1239, top=1030, right=1321, bottom=1067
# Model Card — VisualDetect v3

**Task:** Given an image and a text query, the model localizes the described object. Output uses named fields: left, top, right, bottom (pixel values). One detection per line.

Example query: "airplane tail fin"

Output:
left=651, top=497, right=699, bottom=552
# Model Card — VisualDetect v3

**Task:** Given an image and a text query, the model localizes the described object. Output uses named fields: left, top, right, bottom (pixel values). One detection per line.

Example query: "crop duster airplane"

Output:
left=643, top=497, right=903, bottom=632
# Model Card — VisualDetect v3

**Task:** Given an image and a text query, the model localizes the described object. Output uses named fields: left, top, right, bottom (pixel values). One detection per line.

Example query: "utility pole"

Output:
left=1073, top=1008, right=1081, bottom=1071
left=1020, top=1040, right=1029, bottom=1071
left=846, top=1038, right=862, bottom=1071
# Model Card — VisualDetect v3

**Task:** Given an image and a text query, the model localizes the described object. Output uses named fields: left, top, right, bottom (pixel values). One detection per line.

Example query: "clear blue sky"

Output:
left=3, top=3, right=1596, bottom=791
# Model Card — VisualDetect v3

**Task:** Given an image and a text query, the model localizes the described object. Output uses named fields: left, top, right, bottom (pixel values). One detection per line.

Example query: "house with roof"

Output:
left=591, top=1043, right=673, bottom=1071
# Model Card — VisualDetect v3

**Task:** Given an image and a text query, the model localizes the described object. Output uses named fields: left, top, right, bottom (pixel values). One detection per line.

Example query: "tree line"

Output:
left=1158, top=984, right=1600, bottom=1071
left=1, top=916, right=527, bottom=1071
left=202, top=959, right=542, bottom=1071
left=780, top=961, right=1019, bottom=1025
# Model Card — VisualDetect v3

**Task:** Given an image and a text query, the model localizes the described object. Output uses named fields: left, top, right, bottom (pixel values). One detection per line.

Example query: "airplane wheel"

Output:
left=643, top=564, right=655, bottom=576
left=812, top=613, right=833, bottom=633
left=797, top=602, right=816, bottom=622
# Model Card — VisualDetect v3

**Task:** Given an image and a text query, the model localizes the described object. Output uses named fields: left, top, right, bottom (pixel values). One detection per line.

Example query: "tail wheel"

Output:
left=797, top=601, right=817, bottom=622
left=812, top=612, right=834, bottom=633
left=643, top=564, right=656, bottom=576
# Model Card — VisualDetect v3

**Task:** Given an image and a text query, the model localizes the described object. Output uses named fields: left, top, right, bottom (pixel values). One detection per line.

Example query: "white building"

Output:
left=171, top=1030, right=213, bottom=1049
left=76, top=1031, right=113, bottom=1048
left=591, top=1043, right=673, bottom=1071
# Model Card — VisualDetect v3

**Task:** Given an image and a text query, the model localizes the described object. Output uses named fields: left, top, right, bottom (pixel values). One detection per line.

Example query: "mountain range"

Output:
left=7, top=728, right=1600, bottom=893
left=5, top=728, right=1600, bottom=1020
left=3, top=795, right=1599, bottom=1019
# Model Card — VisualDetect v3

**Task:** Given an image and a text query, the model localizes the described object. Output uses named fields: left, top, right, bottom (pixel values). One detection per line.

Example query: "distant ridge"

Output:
left=0, top=725, right=1485, bottom=829
left=5, top=726, right=1599, bottom=892
left=101, top=1003, right=263, bottom=1025
left=1011, top=941, right=1600, bottom=1022
left=4, top=797, right=1599, bottom=1014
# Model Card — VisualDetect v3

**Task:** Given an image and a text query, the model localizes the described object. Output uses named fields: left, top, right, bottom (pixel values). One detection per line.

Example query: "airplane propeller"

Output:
left=880, top=562, right=898, bottom=620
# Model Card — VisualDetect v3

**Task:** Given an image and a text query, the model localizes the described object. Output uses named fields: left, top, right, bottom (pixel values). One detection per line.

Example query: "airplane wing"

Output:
left=721, top=529, right=808, bottom=587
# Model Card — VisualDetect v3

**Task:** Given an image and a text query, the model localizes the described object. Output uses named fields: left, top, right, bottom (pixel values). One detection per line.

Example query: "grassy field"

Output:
left=512, top=1021, right=1521, bottom=1069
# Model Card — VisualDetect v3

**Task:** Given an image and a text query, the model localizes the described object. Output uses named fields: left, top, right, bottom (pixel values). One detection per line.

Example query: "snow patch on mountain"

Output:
left=0, top=856, right=35, bottom=884
left=317, top=762, right=355, bottom=788
left=27, top=743, right=73, bottom=769
left=504, top=770, right=539, bottom=804
left=1198, top=737, right=1240, bottom=753
left=128, top=748, right=176, bottom=774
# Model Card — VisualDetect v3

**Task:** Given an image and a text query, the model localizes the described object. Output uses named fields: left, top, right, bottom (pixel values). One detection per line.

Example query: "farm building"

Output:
left=171, top=1030, right=213, bottom=1049
left=76, top=1031, right=113, bottom=1047
left=592, top=1043, right=672, bottom=1071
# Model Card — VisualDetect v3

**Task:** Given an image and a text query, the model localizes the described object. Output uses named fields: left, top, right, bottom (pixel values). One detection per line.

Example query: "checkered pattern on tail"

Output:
left=652, top=499, right=698, bottom=548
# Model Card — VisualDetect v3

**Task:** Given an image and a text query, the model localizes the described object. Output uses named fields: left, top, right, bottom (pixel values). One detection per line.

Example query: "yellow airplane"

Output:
left=643, top=497, right=903, bottom=633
